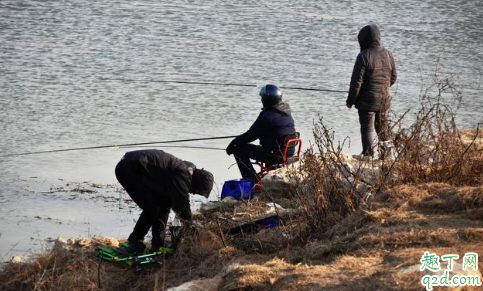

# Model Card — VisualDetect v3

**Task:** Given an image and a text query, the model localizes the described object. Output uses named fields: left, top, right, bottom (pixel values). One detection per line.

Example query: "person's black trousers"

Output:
left=232, top=144, right=276, bottom=181
left=114, top=159, right=170, bottom=247
left=358, top=110, right=389, bottom=156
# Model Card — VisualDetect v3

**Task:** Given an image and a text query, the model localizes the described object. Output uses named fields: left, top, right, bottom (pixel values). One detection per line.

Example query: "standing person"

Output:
left=226, top=84, right=297, bottom=181
left=115, top=149, right=214, bottom=253
left=346, top=24, right=397, bottom=158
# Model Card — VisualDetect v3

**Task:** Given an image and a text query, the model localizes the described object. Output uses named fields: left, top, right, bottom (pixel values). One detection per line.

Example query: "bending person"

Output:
left=115, top=149, right=214, bottom=253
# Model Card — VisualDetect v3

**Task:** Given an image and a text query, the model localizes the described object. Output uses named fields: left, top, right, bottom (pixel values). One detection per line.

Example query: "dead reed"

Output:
left=289, top=71, right=482, bottom=233
left=1, top=71, right=481, bottom=291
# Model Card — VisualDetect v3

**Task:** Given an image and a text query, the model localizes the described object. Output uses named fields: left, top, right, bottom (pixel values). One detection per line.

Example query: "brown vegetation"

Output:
left=2, top=180, right=482, bottom=290
left=1, top=75, right=482, bottom=290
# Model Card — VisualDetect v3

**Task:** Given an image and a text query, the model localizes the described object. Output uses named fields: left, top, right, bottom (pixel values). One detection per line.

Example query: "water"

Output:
left=1, top=0, right=482, bottom=260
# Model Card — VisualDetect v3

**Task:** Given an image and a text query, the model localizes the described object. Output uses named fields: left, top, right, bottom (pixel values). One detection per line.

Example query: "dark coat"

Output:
left=227, top=102, right=296, bottom=154
left=122, top=149, right=194, bottom=220
left=346, top=24, right=397, bottom=111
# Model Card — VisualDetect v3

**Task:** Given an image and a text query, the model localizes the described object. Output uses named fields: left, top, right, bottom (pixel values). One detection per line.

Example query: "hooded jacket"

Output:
left=346, top=24, right=397, bottom=111
left=228, top=102, right=296, bottom=154
left=122, top=149, right=194, bottom=221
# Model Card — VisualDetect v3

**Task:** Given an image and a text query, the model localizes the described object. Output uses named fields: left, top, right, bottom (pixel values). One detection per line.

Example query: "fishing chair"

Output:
left=254, top=132, right=302, bottom=179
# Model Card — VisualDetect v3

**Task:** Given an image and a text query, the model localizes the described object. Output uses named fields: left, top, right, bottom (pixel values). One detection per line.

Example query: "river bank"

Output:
left=1, top=182, right=482, bottom=290
left=1, top=128, right=481, bottom=290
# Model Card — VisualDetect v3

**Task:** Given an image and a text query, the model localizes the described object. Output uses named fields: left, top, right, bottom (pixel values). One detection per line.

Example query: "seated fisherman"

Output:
left=226, top=84, right=297, bottom=181
left=115, top=149, right=214, bottom=253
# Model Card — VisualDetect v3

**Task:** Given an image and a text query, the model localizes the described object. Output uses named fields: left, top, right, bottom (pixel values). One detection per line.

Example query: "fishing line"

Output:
left=99, top=77, right=348, bottom=93
left=99, top=77, right=483, bottom=92
left=3, top=135, right=236, bottom=157
left=118, top=145, right=226, bottom=151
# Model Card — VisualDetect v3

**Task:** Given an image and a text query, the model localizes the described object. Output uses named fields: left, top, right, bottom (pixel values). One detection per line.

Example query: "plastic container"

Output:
left=221, top=178, right=255, bottom=200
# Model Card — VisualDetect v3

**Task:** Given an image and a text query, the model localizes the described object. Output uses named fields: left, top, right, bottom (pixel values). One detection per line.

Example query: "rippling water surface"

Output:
left=0, top=0, right=482, bottom=259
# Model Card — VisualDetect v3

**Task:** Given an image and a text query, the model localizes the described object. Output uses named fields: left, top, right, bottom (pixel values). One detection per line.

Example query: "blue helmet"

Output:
left=260, top=84, right=282, bottom=107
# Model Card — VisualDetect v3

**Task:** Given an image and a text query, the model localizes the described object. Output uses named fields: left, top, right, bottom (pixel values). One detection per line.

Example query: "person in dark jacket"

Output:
left=115, top=149, right=214, bottom=252
left=346, top=24, right=397, bottom=157
left=226, top=84, right=296, bottom=181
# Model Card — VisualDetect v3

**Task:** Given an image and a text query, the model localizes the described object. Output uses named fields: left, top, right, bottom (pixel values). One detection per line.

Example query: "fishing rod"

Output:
left=100, top=77, right=483, bottom=93
left=119, top=145, right=226, bottom=151
left=99, top=77, right=348, bottom=93
left=3, top=135, right=236, bottom=157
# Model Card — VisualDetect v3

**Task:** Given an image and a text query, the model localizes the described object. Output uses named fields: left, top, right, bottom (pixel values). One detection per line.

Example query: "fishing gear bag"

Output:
left=221, top=178, right=256, bottom=200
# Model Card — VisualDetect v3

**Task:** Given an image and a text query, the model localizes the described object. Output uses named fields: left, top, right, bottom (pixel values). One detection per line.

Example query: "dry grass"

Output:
left=385, top=76, right=482, bottom=186
left=0, top=231, right=236, bottom=291
left=4, top=181, right=481, bottom=290
left=218, top=256, right=386, bottom=291
left=1, top=74, right=482, bottom=290
left=0, top=247, right=106, bottom=291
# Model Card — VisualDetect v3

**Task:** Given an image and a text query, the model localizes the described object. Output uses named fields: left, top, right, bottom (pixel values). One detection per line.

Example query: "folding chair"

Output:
left=254, top=132, right=302, bottom=179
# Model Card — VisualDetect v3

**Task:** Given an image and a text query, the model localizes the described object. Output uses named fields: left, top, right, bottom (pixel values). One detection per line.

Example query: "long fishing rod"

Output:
left=119, top=145, right=226, bottom=151
left=3, top=135, right=236, bottom=157
left=99, top=77, right=348, bottom=93
left=100, top=77, right=483, bottom=92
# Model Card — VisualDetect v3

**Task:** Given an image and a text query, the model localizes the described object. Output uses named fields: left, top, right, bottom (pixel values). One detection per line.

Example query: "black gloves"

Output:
left=346, top=100, right=353, bottom=109
left=226, top=140, right=236, bottom=155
